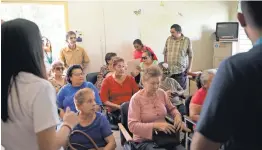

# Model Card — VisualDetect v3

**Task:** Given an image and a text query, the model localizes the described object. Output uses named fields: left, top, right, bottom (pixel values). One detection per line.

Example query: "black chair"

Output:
left=86, top=72, right=99, bottom=84
left=185, top=96, right=192, bottom=116
left=119, top=102, right=186, bottom=150
left=119, top=102, right=132, bottom=146
left=106, top=110, right=120, bottom=131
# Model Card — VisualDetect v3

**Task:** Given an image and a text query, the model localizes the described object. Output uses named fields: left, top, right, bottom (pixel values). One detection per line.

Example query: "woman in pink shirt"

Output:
left=128, top=65, right=190, bottom=149
left=133, top=39, right=158, bottom=61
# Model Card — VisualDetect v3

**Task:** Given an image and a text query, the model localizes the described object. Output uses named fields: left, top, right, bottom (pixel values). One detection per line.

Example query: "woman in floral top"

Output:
left=48, top=60, right=67, bottom=93
left=95, top=52, right=117, bottom=90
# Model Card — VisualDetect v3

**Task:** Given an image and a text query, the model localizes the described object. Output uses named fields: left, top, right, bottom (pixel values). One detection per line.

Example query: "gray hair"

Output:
left=74, top=88, right=94, bottom=105
left=200, top=69, right=217, bottom=86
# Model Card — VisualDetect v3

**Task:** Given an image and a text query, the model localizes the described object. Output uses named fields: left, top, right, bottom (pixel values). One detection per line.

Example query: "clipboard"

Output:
left=126, top=59, right=140, bottom=75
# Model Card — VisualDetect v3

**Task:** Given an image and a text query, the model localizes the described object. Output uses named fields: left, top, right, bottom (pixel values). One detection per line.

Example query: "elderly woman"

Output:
left=95, top=52, right=117, bottom=90
left=128, top=65, right=190, bottom=150
left=158, top=62, right=185, bottom=116
left=57, top=65, right=102, bottom=113
left=189, top=69, right=217, bottom=122
left=49, top=60, right=67, bottom=93
left=67, top=88, right=116, bottom=150
left=100, top=57, right=139, bottom=123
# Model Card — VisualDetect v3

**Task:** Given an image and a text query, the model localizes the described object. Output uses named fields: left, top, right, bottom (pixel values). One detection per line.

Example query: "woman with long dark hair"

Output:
left=1, top=18, right=79, bottom=150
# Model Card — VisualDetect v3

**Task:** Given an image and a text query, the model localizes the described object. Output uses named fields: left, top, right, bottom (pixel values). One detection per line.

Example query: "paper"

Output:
left=126, top=59, right=140, bottom=75
left=75, top=30, right=83, bottom=42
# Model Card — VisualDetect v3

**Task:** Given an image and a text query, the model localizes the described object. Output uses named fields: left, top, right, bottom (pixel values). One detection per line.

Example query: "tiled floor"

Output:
left=113, top=131, right=123, bottom=150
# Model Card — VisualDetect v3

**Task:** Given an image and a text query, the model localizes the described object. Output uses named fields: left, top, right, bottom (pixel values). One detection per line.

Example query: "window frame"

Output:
left=1, top=0, right=69, bottom=31
left=236, top=24, right=253, bottom=53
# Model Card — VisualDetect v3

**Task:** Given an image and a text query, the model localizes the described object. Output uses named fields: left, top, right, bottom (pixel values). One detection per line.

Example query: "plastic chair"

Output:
left=86, top=72, right=99, bottom=84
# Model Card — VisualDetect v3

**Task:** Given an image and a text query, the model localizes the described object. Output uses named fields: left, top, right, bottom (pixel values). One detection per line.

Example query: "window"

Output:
left=237, top=24, right=253, bottom=53
left=0, top=2, right=68, bottom=57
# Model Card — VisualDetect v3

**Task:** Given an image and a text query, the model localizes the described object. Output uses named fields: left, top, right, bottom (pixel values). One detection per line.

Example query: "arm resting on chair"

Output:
left=184, top=115, right=197, bottom=126
left=118, top=123, right=132, bottom=141
left=187, top=71, right=201, bottom=77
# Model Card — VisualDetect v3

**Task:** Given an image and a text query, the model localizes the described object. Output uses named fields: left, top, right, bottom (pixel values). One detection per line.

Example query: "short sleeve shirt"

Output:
left=69, top=112, right=112, bottom=149
left=196, top=43, right=262, bottom=150
left=2, top=72, right=59, bottom=150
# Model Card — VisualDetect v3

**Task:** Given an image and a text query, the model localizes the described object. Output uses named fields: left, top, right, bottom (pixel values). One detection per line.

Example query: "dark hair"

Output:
left=42, top=36, right=52, bottom=52
left=2, top=18, right=46, bottom=122
left=66, top=31, right=76, bottom=41
left=105, top=52, right=117, bottom=65
left=66, top=64, right=83, bottom=84
left=133, top=39, right=143, bottom=46
left=196, top=73, right=202, bottom=89
left=241, top=1, right=262, bottom=28
left=170, top=24, right=182, bottom=33
left=143, top=50, right=154, bottom=59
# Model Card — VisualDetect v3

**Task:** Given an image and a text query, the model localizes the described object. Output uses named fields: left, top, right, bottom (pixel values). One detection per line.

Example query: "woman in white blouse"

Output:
left=1, top=18, right=79, bottom=150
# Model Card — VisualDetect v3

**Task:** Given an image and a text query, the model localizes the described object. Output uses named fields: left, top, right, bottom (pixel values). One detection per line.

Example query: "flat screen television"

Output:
left=216, top=22, right=239, bottom=41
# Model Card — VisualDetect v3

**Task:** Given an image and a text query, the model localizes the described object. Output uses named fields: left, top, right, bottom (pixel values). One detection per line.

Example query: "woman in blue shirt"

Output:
left=57, top=65, right=102, bottom=113
left=67, top=88, right=116, bottom=150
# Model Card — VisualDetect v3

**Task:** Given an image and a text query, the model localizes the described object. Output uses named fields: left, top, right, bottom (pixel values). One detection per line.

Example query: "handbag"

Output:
left=67, top=130, right=99, bottom=150
left=152, top=130, right=180, bottom=148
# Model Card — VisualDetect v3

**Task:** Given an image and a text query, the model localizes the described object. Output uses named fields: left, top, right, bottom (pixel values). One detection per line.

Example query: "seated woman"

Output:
left=128, top=65, right=190, bottom=150
left=48, top=60, right=67, bottom=93
left=131, top=50, right=158, bottom=85
left=189, top=69, right=217, bottom=122
left=95, top=52, right=117, bottom=90
left=158, top=62, right=186, bottom=116
left=67, top=88, right=116, bottom=150
left=100, top=57, right=139, bottom=123
left=140, top=50, right=158, bottom=71
left=57, top=65, right=102, bottom=113
left=133, top=39, right=158, bottom=61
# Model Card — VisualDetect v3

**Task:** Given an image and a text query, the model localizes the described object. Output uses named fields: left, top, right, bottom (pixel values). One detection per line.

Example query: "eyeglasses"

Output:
left=72, top=72, right=84, bottom=76
left=70, top=37, right=76, bottom=40
left=141, top=56, right=148, bottom=60
left=55, top=67, right=64, bottom=71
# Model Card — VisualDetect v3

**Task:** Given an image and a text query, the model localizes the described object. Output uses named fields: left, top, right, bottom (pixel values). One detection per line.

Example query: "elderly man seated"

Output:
left=189, top=69, right=217, bottom=122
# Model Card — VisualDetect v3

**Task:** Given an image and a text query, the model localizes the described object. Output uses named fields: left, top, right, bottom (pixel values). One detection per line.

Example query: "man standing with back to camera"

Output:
left=191, top=1, right=262, bottom=150
left=163, top=24, right=193, bottom=90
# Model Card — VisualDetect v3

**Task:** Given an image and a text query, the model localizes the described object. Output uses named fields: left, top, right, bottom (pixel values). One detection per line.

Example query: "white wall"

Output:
left=68, top=1, right=230, bottom=73
left=228, top=1, right=239, bottom=21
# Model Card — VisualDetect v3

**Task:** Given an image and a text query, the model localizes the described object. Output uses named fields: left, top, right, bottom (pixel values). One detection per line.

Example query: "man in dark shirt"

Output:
left=191, top=1, right=262, bottom=150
